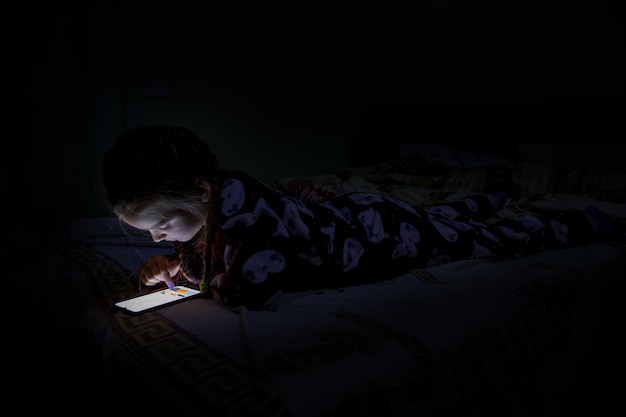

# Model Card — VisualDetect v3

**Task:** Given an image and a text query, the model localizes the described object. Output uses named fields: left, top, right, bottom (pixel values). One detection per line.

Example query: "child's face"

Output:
left=121, top=208, right=205, bottom=243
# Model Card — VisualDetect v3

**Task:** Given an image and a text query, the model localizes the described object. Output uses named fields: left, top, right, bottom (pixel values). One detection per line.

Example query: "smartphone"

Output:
left=114, top=285, right=202, bottom=314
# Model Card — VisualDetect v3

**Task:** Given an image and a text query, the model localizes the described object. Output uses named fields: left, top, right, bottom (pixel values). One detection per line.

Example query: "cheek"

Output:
left=181, top=214, right=206, bottom=233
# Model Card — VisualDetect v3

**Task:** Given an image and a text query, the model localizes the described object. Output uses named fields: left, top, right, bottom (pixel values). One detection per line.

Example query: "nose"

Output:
left=150, top=230, right=166, bottom=242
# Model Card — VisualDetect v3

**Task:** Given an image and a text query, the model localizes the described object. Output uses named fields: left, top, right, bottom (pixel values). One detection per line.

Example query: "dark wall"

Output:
left=358, top=0, right=626, bottom=104
left=3, top=0, right=624, bottom=223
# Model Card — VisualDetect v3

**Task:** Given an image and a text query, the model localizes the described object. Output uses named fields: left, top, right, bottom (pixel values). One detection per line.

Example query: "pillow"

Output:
left=274, top=175, right=346, bottom=203
left=510, top=162, right=626, bottom=203
left=514, top=142, right=626, bottom=177
left=400, top=143, right=510, bottom=168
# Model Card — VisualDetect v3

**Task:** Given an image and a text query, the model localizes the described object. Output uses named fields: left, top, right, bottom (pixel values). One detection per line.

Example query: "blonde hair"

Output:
left=102, top=125, right=221, bottom=288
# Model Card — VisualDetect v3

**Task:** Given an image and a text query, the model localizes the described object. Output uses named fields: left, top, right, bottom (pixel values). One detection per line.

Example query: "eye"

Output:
left=158, top=221, right=170, bottom=230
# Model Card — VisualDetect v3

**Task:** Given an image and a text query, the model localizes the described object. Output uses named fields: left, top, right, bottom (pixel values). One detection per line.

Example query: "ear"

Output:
left=195, top=179, right=211, bottom=202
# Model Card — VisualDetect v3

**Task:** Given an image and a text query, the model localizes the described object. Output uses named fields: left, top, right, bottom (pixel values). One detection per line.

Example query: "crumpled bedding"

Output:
left=11, top=141, right=626, bottom=416
left=12, top=223, right=625, bottom=416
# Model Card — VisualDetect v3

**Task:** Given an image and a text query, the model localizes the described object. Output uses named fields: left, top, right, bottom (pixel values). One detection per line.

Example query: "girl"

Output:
left=102, top=125, right=621, bottom=311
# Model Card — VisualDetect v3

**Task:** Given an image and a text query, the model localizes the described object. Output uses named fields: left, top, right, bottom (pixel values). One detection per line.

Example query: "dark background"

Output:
left=2, top=0, right=625, bottom=223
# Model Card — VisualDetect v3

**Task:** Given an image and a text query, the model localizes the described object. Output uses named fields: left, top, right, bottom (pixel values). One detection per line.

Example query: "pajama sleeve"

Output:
left=210, top=172, right=313, bottom=311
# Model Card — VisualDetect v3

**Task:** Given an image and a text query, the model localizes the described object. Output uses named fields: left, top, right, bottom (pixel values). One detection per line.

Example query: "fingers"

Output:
left=166, top=258, right=181, bottom=277
left=140, top=255, right=181, bottom=289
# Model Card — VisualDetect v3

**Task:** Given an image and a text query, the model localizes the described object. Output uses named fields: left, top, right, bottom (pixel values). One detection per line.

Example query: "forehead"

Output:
left=120, top=214, right=162, bottom=231
left=120, top=206, right=169, bottom=231
left=117, top=196, right=181, bottom=228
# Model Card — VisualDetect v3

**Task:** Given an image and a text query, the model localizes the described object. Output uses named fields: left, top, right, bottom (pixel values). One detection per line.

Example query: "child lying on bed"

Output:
left=101, top=125, right=624, bottom=311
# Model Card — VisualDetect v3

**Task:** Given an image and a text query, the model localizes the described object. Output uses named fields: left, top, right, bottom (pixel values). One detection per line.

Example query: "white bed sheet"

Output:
left=50, top=217, right=626, bottom=417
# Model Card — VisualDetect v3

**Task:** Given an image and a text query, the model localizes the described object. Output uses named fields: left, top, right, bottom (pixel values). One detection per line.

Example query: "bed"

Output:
left=12, top=102, right=626, bottom=416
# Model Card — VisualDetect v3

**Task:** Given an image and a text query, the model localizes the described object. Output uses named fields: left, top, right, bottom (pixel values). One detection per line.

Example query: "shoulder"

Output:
left=216, top=170, right=287, bottom=216
left=218, top=169, right=278, bottom=194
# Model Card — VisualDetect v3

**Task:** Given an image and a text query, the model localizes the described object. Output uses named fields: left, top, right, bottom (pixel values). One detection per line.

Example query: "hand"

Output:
left=139, top=254, right=181, bottom=289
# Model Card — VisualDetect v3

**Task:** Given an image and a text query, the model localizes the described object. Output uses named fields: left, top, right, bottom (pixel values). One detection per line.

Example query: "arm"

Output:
left=210, top=172, right=309, bottom=310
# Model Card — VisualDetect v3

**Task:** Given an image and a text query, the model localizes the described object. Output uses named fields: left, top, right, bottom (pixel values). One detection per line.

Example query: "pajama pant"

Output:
left=291, top=192, right=594, bottom=288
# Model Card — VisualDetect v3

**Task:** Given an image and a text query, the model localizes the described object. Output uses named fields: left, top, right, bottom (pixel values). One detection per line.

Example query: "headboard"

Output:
left=351, top=98, right=624, bottom=167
